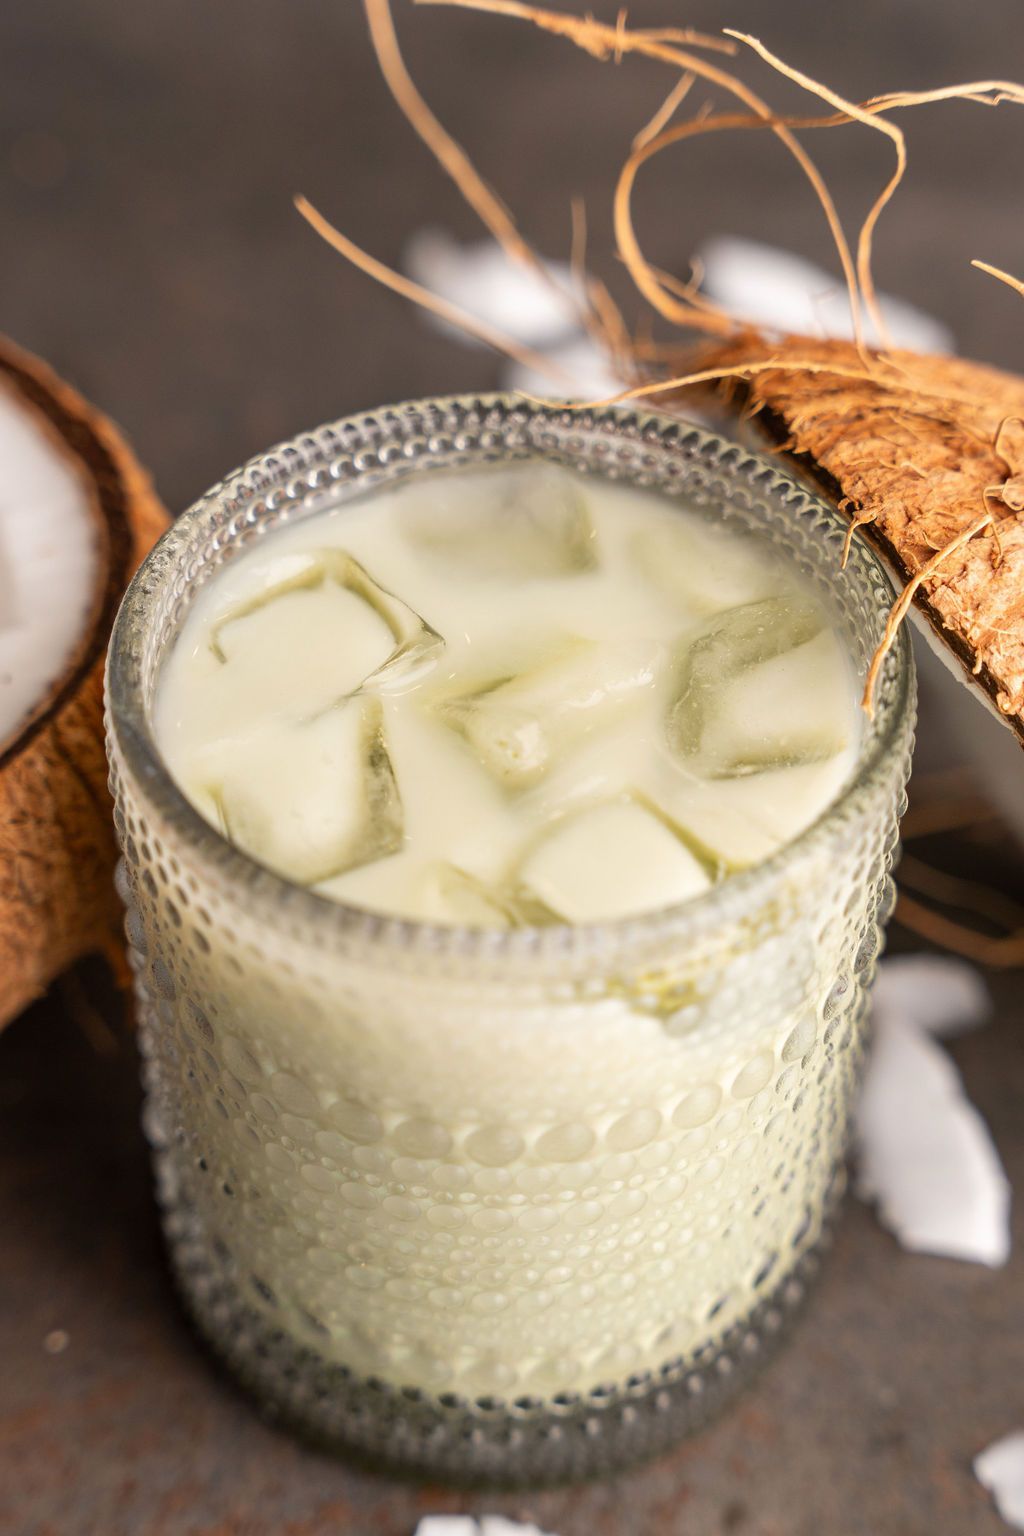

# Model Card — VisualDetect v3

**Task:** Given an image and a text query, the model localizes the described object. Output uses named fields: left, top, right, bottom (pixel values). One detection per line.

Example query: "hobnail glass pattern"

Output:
left=105, top=396, right=915, bottom=1484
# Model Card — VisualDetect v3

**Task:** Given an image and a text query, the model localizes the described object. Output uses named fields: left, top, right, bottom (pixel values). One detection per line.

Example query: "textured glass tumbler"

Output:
left=106, top=396, right=915, bottom=1485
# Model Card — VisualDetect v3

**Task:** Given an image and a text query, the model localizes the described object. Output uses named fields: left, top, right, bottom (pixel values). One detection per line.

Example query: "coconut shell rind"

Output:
left=0, top=337, right=168, bottom=1029
left=683, top=336, right=1024, bottom=746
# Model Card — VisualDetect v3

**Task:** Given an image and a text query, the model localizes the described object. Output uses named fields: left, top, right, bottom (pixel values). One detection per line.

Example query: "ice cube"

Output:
left=432, top=862, right=562, bottom=927
left=630, top=515, right=784, bottom=621
left=206, top=696, right=403, bottom=885
left=658, top=750, right=859, bottom=867
left=630, top=790, right=731, bottom=881
left=397, top=464, right=598, bottom=579
left=517, top=798, right=713, bottom=923
left=210, top=550, right=444, bottom=701
left=649, top=769, right=799, bottom=869
left=666, top=596, right=828, bottom=766
left=696, top=627, right=853, bottom=779
left=197, top=560, right=394, bottom=724
left=434, top=635, right=660, bottom=788
left=210, top=554, right=324, bottom=664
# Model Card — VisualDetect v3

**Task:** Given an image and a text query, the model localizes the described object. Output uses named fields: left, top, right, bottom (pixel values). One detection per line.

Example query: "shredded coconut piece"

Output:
left=698, top=235, right=954, bottom=354
left=414, top=1518, right=559, bottom=1536
left=856, top=957, right=1011, bottom=1267
left=405, top=228, right=580, bottom=348
left=501, top=333, right=631, bottom=402
left=976, top=1431, right=1024, bottom=1531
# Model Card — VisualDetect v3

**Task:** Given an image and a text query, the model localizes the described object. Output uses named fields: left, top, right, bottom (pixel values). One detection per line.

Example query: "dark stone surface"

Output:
left=1, top=2, right=1023, bottom=1532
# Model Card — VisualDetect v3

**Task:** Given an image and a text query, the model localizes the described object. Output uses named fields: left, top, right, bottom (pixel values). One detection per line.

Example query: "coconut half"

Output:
left=0, top=336, right=167, bottom=1031
left=679, top=334, right=1024, bottom=744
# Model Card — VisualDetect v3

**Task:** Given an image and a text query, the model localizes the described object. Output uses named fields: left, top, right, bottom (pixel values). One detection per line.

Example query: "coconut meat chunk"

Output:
left=0, top=378, right=101, bottom=751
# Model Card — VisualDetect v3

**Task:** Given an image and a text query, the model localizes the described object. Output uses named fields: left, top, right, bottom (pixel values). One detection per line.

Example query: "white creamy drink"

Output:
left=156, top=466, right=859, bottom=923
left=109, top=405, right=911, bottom=1481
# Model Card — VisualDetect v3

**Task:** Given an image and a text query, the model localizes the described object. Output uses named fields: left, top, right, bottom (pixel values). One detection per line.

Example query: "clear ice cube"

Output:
left=629, top=790, right=732, bottom=882
left=646, top=764, right=782, bottom=870
left=695, top=627, right=854, bottom=779
left=706, top=738, right=843, bottom=778
left=197, top=561, right=394, bottom=725
left=207, top=696, right=403, bottom=885
left=209, top=550, right=444, bottom=702
left=397, top=464, right=598, bottom=579
left=666, top=596, right=829, bottom=772
left=432, top=862, right=562, bottom=927
left=686, top=752, right=857, bottom=858
left=517, top=797, right=713, bottom=923
left=433, top=634, right=660, bottom=788
left=630, top=514, right=784, bottom=620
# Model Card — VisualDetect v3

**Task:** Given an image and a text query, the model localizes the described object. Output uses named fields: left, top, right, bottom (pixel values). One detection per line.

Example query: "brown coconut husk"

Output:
left=662, top=335, right=1024, bottom=738
left=0, top=337, right=168, bottom=1030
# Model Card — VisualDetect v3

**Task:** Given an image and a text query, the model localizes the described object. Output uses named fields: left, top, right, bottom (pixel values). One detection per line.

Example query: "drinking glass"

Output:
left=106, top=395, right=915, bottom=1483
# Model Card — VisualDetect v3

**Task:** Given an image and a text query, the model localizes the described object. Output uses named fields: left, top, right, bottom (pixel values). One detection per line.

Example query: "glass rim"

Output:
left=105, top=393, right=915, bottom=969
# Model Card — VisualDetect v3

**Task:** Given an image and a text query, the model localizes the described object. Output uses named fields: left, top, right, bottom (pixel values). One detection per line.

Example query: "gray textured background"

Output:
left=1, top=4, right=1022, bottom=1534
left=2, top=0, right=1023, bottom=515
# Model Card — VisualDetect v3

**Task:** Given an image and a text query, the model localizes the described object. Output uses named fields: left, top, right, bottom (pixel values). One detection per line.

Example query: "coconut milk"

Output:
left=156, top=466, right=859, bottom=924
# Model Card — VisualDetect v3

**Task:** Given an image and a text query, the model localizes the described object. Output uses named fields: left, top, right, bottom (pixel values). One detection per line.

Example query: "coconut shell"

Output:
left=682, top=335, right=1024, bottom=744
left=0, top=336, right=168, bottom=1030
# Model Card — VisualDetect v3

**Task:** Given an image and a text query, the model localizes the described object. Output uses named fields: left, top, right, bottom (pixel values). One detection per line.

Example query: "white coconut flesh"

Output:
left=0, top=376, right=103, bottom=754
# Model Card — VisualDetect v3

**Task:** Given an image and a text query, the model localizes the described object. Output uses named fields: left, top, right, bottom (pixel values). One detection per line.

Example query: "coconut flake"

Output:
left=0, top=379, right=100, bottom=751
left=501, top=333, right=631, bottom=402
left=414, top=1522, right=479, bottom=1536
left=856, top=957, right=1011, bottom=1267
left=976, top=1432, right=1024, bottom=1531
left=405, top=227, right=713, bottom=409
left=864, top=953, right=991, bottom=1038
left=414, top=1520, right=558, bottom=1536
left=405, top=228, right=580, bottom=348
left=698, top=235, right=955, bottom=354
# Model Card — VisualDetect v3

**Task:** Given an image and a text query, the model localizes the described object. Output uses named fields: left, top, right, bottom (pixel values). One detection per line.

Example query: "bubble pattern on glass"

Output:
left=106, top=396, right=914, bottom=1481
